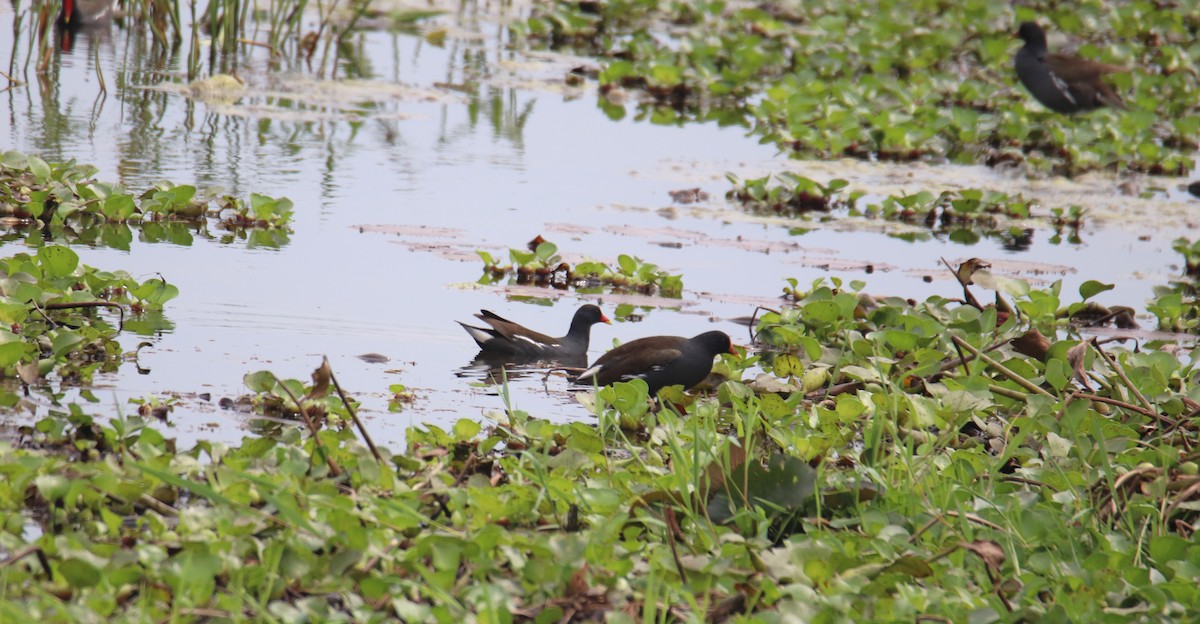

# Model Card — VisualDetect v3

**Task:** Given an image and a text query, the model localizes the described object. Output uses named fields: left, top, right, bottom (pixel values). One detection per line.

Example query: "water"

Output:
left=0, top=2, right=1193, bottom=448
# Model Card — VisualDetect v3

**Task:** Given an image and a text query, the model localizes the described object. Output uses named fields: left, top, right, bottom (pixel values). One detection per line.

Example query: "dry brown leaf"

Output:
left=957, top=258, right=991, bottom=285
left=16, top=361, right=39, bottom=386
left=1011, top=328, right=1051, bottom=361
left=308, top=358, right=333, bottom=400
left=1066, top=339, right=1093, bottom=391
left=961, top=539, right=1006, bottom=572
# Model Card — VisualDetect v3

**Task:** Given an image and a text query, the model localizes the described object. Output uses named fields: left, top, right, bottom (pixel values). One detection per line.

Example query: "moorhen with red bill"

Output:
left=575, top=330, right=736, bottom=395
left=1014, top=21, right=1128, bottom=114
left=458, top=304, right=610, bottom=359
left=58, top=0, right=118, bottom=29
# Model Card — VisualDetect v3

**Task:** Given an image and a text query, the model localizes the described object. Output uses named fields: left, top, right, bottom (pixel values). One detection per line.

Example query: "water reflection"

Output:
left=458, top=350, right=584, bottom=382
left=4, top=2, right=543, bottom=205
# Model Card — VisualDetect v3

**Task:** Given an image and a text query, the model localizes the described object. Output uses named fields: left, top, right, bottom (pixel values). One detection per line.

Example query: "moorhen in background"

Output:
left=458, top=304, right=610, bottom=360
left=574, top=330, right=736, bottom=395
left=57, top=0, right=118, bottom=29
left=1014, top=21, right=1128, bottom=114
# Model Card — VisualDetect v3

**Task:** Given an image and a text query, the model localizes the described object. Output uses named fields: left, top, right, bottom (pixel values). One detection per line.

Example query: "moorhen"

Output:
left=574, top=330, right=736, bottom=395
left=58, top=0, right=118, bottom=29
left=458, top=304, right=610, bottom=360
left=1014, top=21, right=1128, bottom=114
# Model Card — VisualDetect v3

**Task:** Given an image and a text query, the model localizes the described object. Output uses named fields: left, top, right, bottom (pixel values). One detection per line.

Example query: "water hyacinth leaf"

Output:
left=131, top=279, right=179, bottom=306
left=0, top=301, right=28, bottom=325
left=804, top=300, right=842, bottom=324
left=773, top=353, right=802, bottom=378
left=103, top=194, right=138, bottom=221
left=51, top=332, right=84, bottom=357
left=244, top=370, right=277, bottom=393
left=1, top=150, right=26, bottom=168
left=1079, top=280, right=1114, bottom=301
left=617, top=254, right=637, bottom=275
left=535, top=241, right=558, bottom=262
left=58, top=558, right=102, bottom=589
left=0, top=341, right=32, bottom=367
left=801, top=367, right=830, bottom=393
left=881, top=330, right=918, bottom=352
left=37, top=245, right=79, bottom=278
left=26, top=154, right=51, bottom=180
left=709, top=453, right=817, bottom=521
left=35, top=474, right=71, bottom=502
left=882, top=555, right=934, bottom=578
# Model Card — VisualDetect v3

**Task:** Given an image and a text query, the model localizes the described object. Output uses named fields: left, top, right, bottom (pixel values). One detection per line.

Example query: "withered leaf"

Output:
left=961, top=539, right=1006, bottom=571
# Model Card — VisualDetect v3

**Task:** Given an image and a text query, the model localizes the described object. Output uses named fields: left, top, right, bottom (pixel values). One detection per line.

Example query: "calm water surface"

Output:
left=0, top=3, right=1191, bottom=447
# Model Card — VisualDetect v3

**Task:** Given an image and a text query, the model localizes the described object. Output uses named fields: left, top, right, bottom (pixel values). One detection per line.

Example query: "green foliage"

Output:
left=726, top=172, right=855, bottom=213
left=0, top=150, right=294, bottom=251
left=0, top=245, right=176, bottom=385
left=519, top=0, right=1200, bottom=175
left=477, top=238, right=684, bottom=297
left=6, top=260, right=1200, bottom=620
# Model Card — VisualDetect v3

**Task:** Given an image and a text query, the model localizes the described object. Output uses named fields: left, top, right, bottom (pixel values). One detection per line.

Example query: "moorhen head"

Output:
left=1014, top=21, right=1128, bottom=114
left=574, top=330, right=736, bottom=395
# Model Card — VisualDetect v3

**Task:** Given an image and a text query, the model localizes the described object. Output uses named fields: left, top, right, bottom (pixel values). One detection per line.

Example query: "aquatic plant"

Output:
left=519, top=0, right=1200, bottom=176
left=478, top=238, right=684, bottom=297
left=0, top=151, right=293, bottom=250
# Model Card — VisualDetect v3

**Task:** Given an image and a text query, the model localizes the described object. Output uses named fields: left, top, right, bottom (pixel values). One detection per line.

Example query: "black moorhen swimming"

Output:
left=1014, top=21, right=1128, bottom=114
left=458, top=304, right=610, bottom=359
left=574, top=330, right=736, bottom=395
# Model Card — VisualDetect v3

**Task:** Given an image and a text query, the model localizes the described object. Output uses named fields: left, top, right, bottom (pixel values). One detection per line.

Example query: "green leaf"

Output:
left=244, top=370, right=277, bottom=393
left=0, top=341, right=31, bottom=367
left=51, top=332, right=84, bottom=357
left=1078, top=280, right=1114, bottom=301
left=37, top=246, right=79, bottom=278
left=131, top=279, right=179, bottom=306
left=58, top=558, right=102, bottom=589
left=617, top=255, right=637, bottom=275
left=27, top=155, right=51, bottom=180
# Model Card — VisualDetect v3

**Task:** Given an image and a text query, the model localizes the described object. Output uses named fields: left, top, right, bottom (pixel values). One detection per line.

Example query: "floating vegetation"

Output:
left=0, top=151, right=293, bottom=250
left=518, top=0, right=1200, bottom=176
left=0, top=244, right=175, bottom=393
left=477, top=238, right=684, bottom=297
left=726, top=173, right=857, bottom=214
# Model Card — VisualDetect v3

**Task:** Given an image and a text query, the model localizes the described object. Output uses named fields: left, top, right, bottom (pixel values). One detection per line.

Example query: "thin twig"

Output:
left=42, top=301, right=126, bottom=331
left=1001, top=476, right=1056, bottom=490
left=0, top=545, right=51, bottom=580
left=1090, top=340, right=1154, bottom=413
left=325, top=356, right=381, bottom=462
left=270, top=373, right=343, bottom=478
left=1072, top=392, right=1176, bottom=427
left=988, top=384, right=1028, bottom=401
left=663, top=507, right=688, bottom=585
left=951, top=336, right=1054, bottom=398
left=941, top=257, right=984, bottom=311
left=909, top=510, right=1006, bottom=544
left=748, top=305, right=778, bottom=343
left=0, top=67, right=22, bottom=87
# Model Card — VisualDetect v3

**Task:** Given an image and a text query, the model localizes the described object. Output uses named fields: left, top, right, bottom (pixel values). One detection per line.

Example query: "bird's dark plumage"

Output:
left=1014, top=21, right=1128, bottom=114
left=458, top=304, right=610, bottom=360
left=575, top=330, right=736, bottom=395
